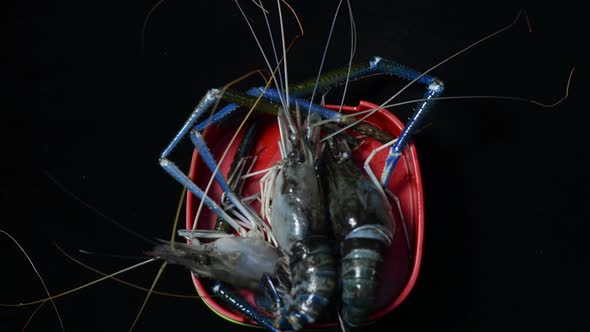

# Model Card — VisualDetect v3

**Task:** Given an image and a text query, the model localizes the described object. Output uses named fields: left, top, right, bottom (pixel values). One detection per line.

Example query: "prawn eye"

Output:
left=288, top=150, right=303, bottom=163
left=228, top=252, right=241, bottom=264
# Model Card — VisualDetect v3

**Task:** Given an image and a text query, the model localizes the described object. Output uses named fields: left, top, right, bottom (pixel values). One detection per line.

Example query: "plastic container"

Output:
left=186, top=100, right=424, bottom=328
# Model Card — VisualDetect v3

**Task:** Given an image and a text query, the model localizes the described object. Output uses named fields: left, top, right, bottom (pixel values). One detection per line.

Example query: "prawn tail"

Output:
left=340, top=226, right=391, bottom=326
left=275, top=236, right=337, bottom=331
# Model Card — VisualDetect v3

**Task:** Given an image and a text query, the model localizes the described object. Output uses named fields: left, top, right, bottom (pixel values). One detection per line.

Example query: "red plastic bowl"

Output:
left=186, top=100, right=424, bottom=328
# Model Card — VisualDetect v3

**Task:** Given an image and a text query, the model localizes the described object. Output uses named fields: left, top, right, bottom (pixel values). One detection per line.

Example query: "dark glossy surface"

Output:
left=7, top=1, right=586, bottom=331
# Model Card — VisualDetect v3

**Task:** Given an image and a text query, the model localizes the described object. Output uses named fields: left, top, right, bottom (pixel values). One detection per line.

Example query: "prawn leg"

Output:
left=160, top=89, right=220, bottom=159
left=208, top=281, right=280, bottom=332
left=159, top=89, right=267, bottom=235
left=158, top=90, right=279, bottom=330
left=158, top=89, right=242, bottom=229
left=189, top=131, right=265, bottom=230
left=204, top=122, right=282, bottom=332
left=256, top=56, right=445, bottom=186
left=193, top=88, right=395, bottom=143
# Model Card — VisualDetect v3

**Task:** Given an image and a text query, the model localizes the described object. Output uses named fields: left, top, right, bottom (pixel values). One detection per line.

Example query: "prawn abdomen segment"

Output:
left=340, top=243, right=386, bottom=326
left=278, top=237, right=337, bottom=330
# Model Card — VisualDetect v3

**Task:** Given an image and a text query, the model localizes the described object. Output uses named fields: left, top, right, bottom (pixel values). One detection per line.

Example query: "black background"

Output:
left=4, top=0, right=587, bottom=331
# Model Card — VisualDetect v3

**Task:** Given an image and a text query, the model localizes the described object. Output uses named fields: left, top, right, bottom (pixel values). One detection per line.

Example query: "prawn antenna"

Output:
left=41, top=169, right=158, bottom=246
left=77, top=249, right=148, bottom=261
left=55, top=243, right=200, bottom=299
left=0, top=229, right=64, bottom=331
left=141, top=0, right=166, bottom=54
